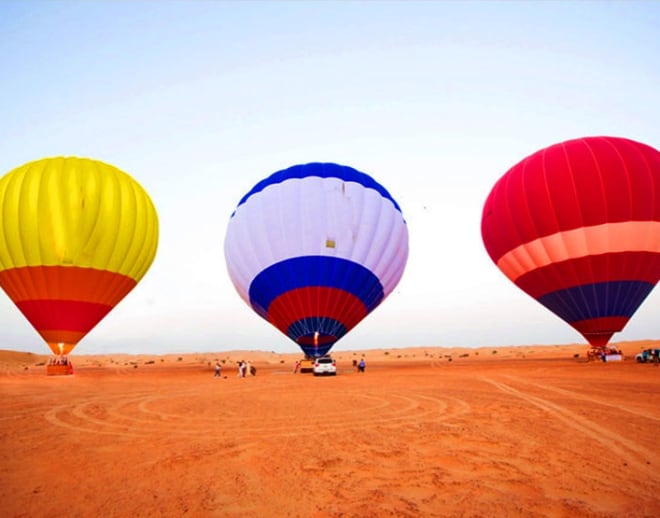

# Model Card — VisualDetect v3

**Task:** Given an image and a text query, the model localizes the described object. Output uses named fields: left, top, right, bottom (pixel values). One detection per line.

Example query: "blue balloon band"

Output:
left=537, top=280, right=655, bottom=323
left=235, top=162, right=402, bottom=213
left=248, top=255, right=384, bottom=318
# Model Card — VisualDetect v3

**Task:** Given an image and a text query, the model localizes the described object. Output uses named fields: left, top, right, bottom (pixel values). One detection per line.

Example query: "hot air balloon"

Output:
left=0, top=157, right=159, bottom=356
left=481, top=136, right=660, bottom=350
left=224, top=163, right=409, bottom=358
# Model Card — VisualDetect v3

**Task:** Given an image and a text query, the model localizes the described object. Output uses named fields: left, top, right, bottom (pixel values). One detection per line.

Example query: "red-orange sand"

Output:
left=1, top=341, right=658, bottom=517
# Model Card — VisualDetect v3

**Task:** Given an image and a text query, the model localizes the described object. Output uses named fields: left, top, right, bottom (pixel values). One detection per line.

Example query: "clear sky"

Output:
left=1, top=1, right=658, bottom=355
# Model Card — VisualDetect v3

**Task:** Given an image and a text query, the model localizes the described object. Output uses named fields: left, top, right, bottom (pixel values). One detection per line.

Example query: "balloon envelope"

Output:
left=224, top=163, right=409, bottom=357
left=481, top=136, right=660, bottom=347
left=0, top=157, right=159, bottom=354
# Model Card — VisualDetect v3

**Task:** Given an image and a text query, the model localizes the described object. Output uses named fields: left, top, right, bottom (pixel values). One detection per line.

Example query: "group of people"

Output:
left=47, top=355, right=74, bottom=375
left=213, top=360, right=257, bottom=378
left=48, top=355, right=70, bottom=366
left=237, top=360, right=255, bottom=377
left=214, top=357, right=369, bottom=376
left=351, top=358, right=367, bottom=372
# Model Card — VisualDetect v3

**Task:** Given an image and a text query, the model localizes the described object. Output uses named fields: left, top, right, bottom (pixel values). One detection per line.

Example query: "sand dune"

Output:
left=1, top=340, right=658, bottom=517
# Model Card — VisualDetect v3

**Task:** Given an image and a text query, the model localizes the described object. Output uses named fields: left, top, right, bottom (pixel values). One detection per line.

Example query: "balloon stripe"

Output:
left=15, top=299, right=113, bottom=334
left=496, top=221, right=660, bottom=281
left=267, top=286, right=367, bottom=332
left=0, top=266, right=137, bottom=304
left=482, top=137, right=660, bottom=261
left=249, top=256, right=383, bottom=315
left=537, top=280, right=654, bottom=323
left=515, top=251, right=660, bottom=298
left=571, top=316, right=630, bottom=347
left=235, top=162, right=403, bottom=214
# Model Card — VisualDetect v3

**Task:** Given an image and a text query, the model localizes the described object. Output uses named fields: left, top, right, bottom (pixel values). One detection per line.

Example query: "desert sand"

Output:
left=1, top=340, right=658, bottom=518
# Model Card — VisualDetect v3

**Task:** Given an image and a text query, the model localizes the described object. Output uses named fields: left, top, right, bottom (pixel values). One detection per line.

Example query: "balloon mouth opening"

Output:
left=47, top=341, right=75, bottom=356
left=583, top=332, right=616, bottom=348
left=297, top=333, right=337, bottom=346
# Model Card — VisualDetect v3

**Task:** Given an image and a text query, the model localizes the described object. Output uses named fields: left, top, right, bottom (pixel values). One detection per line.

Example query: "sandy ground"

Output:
left=0, top=341, right=658, bottom=518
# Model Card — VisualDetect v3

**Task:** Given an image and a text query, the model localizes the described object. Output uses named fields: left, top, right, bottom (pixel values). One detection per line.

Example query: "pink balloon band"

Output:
left=496, top=220, right=660, bottom=282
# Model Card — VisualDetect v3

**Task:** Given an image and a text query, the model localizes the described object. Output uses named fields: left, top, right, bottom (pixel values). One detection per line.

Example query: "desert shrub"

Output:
left=144, top=360, right=155, bottom=365
left=573, top=353, right=580, bottom=359
left=177, top=357, right=183, bottom=362
left=133, top=364, right=138, bottom=369
left=448, top=357, right=453, bottom=362
left=35, top=362, right=45, bottom=366
left=492, top=350, right=498, bottom=355
left=459, top=353, right=469, bottom=358
left=384, top=351, right=389, bottom=355
left=474, top=351, right=479, bottom=356
left=280, top=360, right=285, bottom=364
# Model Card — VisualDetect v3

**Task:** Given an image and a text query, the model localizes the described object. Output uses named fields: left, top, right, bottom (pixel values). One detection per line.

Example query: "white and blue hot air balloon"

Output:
left=224, top=163, right=409, bottom=358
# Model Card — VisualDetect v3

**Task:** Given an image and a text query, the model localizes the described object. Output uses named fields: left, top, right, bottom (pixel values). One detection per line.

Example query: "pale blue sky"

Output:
left=1, top=1, right=659, bottom=354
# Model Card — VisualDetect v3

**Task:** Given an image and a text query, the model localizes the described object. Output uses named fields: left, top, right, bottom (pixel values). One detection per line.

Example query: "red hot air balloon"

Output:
left=481, top=136, right=660, bottom=349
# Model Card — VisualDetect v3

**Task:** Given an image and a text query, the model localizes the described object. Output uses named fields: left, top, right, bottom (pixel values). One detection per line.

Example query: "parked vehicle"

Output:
left=635, top=349, right=660, bottom=363
left=313, top=356, right=337, bottom=376
left=298, top=358, right=315, bottom=373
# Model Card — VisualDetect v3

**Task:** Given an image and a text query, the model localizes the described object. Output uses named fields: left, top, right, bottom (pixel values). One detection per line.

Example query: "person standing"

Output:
left=215, top=362, right=221, bottom=377
left=358, top=358, right=366, bottom=373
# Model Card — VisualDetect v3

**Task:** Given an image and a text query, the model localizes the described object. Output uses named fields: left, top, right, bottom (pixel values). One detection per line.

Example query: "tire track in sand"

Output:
left=41, top=388, right=472, bottom=441
left=500, top=374, right=660, bottom=422
left=483, top=377, right=654, bottom=474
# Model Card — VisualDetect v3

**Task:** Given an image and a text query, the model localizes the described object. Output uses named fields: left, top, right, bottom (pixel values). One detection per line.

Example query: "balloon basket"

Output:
left=587, top=346, right=623, bottom=363
left=46, top=364, right=74, bottom=376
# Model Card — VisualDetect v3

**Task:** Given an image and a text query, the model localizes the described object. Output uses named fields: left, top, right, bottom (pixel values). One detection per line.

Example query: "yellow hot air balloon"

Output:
left=0, top=157, right=159, bottom=355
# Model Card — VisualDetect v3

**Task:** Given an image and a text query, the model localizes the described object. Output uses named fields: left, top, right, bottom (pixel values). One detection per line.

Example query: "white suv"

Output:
left=313, top=356, right=337, bottom=376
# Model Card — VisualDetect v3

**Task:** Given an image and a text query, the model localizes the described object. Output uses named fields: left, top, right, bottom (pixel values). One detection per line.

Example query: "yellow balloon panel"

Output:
left=0, top=157, right=158, bottom=281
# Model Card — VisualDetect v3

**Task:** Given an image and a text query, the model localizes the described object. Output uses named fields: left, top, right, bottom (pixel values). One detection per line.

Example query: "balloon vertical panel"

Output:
left=481, top=136, right=660, bottom=347
left=225, top=163, right=409, bottom=357
left=0, top=157, right=159, bottom=354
